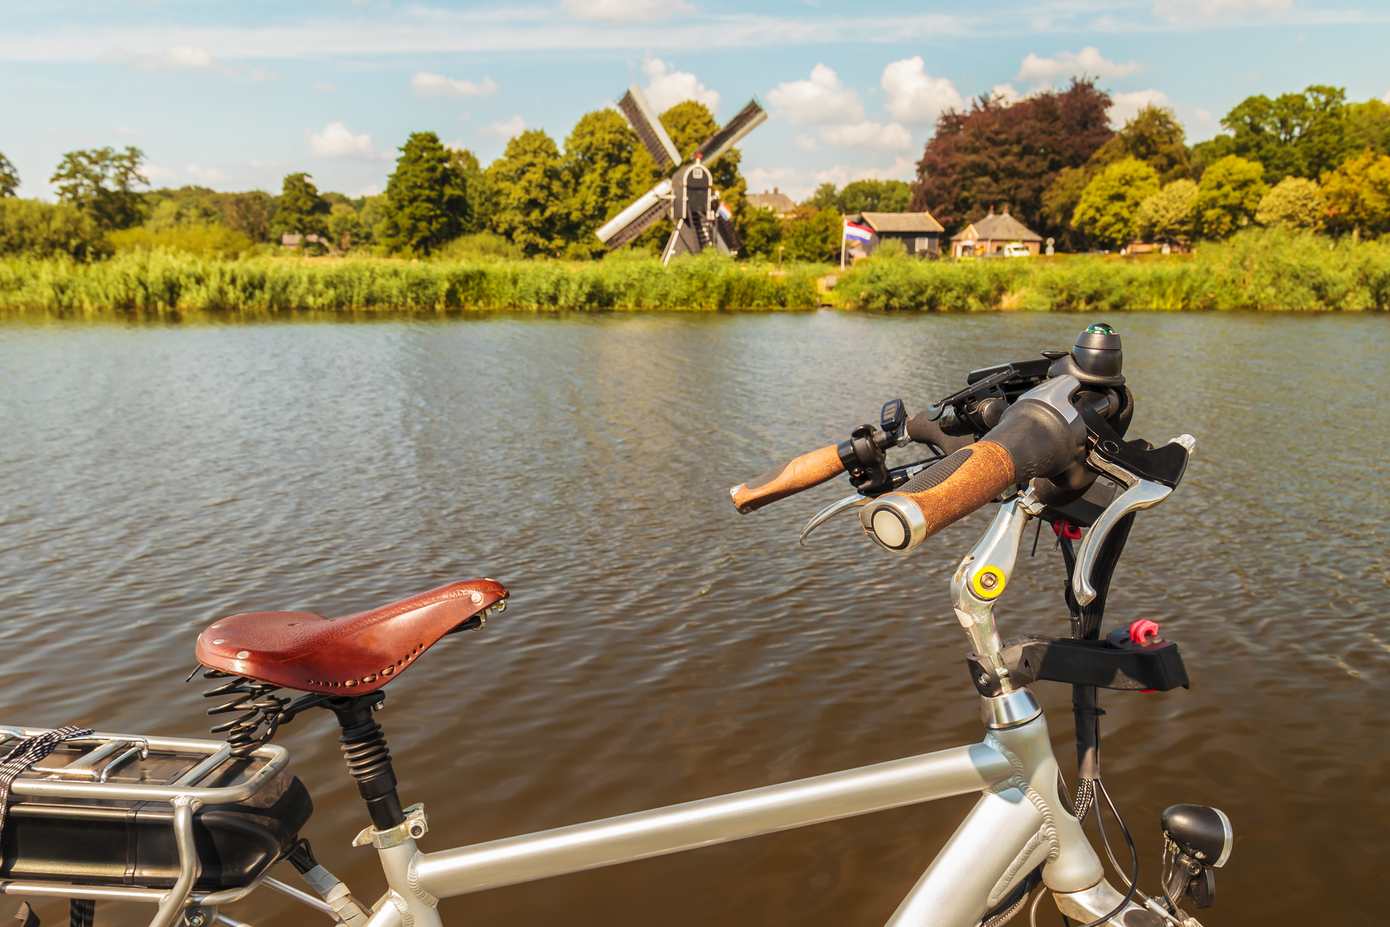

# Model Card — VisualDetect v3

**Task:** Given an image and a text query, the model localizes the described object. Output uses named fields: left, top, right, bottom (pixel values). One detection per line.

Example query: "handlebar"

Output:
left=729, top=444, right=845, bottom=514
left=857, top=441, right=1016, bottom=551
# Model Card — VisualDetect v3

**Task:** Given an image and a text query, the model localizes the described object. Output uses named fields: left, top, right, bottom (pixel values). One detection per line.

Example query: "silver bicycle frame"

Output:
left=354, top=498, right=1174, bottom=927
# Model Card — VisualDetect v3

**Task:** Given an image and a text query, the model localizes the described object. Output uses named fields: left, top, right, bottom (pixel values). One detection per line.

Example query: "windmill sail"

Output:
left=618, top=86, right=681, bottom=170
left=695, top=99, right=768, bottom=166
left=596, top=179, right=673, bottom=248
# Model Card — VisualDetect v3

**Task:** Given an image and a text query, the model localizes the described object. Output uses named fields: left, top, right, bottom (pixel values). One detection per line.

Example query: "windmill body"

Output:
left=595, top=86, right=767, bottom=265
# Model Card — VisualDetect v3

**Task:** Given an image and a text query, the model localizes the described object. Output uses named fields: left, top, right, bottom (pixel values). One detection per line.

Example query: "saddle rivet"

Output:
left=213, top=639, right=225, bottom=645
left=235, top=650, right=251, bottom=660
left=470, top=591, right=484, bottom=605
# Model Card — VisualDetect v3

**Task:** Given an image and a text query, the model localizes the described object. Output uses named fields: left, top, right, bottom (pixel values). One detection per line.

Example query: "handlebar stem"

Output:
left=950, top=495, right=1036, bottom=691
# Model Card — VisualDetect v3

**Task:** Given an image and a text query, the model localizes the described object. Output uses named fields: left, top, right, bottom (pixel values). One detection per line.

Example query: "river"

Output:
left=1, top=312, right=1385, bottom=925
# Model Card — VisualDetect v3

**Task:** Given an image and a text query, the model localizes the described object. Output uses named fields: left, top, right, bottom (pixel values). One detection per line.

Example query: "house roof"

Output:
left=952, top=208, right=1042, bottom=242
left=746, top=189, right=798, bottom=214
left=858, top=210, right=945, bottom=234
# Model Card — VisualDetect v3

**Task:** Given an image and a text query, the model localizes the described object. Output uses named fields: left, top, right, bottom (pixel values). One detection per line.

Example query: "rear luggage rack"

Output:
left=0, top=725, right=295, bottom=927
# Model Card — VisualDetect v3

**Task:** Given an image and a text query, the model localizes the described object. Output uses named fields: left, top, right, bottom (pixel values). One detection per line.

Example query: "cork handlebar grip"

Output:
left=860, top=441, right=1017, bottom=552
left=729, top=444, right=846, bottom=514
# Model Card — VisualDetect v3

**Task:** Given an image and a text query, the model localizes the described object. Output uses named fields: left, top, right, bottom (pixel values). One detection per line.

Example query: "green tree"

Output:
left=1091, top=106, right=1193, bottom=183
left=781, top=207, right=840, bottom=263
left=1346, top=99, right=1390, bottom=156
left=807, top=182, right=839, bottom=210
left=272, top=172, right=330, bottom=238
left=0, top=197, right=109, bottom=259
left=1190, top=134, right=1237, bottom=176
left=1137, top=179, right=1199, bottom=246
left=358, top=194, right=389, bottom=246
left=563, top=109, right=644, bottom=258
left=838, top=179, right=912, bottom=213
left=1321, top=150, right=1390, bottom=238
left=328, top=203, right=363, bottom=251
left=221, top=191, right=276, bottom=242
left=0, top=153, right=18, bottom=197
left=1071, top=157, right=1160, bottom=247
left=1221, top=85, right=1351, bottom=183
left=1256, top=177, right=1327, bottom=232
left=1195, top=155, right=1267, bottom=239
left=739, top=206, right=783, bottom=259
left=1040, top=166, right=1092, bottom=247
left=50, top=146, right=148, bottom=229
left=486, top=129, right=569, bottom=256
left=379, top=132, right=468, bottom=255
left=448, top=147, right=492, bottom=234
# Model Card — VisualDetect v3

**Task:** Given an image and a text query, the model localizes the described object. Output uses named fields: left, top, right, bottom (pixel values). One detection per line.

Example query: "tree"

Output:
left=1190, top=135, right=1237, bottom=176
left=911, top=78, right=1114, bottom=236
left=781, top=207, right=840, bottom=263
left=1321, top=150, right=1390, bottom=238
left=221, top=191, right=276, bottom=242
left=0, top=152, right=18, bottom=197
left=1137, top=180, right=1199, bottom=246
left=272, top=172, right=330, bottom=239
left=1040, top=166, right=1092, bottom=247
left=358, top=194, right=389, bottom=246
left=1256, top=177, right=1327, bottom=232
left=838, top=179, right=912, bottom=213
left=1195, top=156, right=1267, bottom=239
left=1090, top=106, right=1192, bottom=183
left=1221, top=85, right=1351, bottom=183
left=807, top=183, right=839, bottom=210
left=328, top=203, right=363, bottom=251
left=563, top=109, right=644, bottom=258
left=50, top=146, right=148, bottom=229
left=378, top=132, right=468, bottom=255
left=448, top=148, right=492, bottom=234
left=1346, top=99, right=1390, bottom=156
left=0, top=197, right=109, bottom=259
left=486, top=129, right=569, bottom=256
left=1071, top=158, right=1160, bottom=247
left=739, top=206, right=783, bottom=259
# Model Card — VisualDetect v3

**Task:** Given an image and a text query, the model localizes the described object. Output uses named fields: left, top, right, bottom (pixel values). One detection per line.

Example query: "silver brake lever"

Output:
left=799, top=492, right=870, bottom=546
left=1072, top=434, right=1195, bottom=606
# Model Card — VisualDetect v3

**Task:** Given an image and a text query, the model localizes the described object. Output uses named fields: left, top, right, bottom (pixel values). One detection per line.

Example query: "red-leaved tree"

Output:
left=911, top=79, right=1114, bottom=236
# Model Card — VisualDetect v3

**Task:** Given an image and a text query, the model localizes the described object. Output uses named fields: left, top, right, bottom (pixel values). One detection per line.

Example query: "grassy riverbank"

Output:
left=0, top=230, right=1386, bottom=319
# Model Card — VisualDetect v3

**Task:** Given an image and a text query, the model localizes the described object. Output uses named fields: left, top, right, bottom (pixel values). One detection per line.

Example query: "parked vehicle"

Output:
left=1002, top=242, right=1032, bottom=257
left=0, top=324, right=1231, bottom=927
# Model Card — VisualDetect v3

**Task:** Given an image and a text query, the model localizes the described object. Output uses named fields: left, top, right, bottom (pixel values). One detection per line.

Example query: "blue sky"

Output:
left=3, top=0, right=1388, bottom=202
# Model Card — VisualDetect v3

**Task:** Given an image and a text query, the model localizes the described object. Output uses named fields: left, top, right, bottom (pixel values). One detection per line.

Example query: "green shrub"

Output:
left=107, top=222, right=254, bottom=258
left=0, top=198, right=110, bottom=260
left=435, top=231, right=524, bottom=262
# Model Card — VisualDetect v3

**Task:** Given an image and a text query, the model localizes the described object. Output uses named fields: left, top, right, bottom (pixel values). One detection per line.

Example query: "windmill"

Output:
left=595, top=85, right=768, bottom=265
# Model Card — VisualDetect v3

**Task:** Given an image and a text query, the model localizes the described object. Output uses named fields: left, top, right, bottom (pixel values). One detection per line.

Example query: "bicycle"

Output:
left=0, top=323, right=1232, bottom=927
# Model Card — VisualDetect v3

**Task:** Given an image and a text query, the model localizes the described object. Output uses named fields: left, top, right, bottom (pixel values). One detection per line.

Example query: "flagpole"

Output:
left=840, top=218, right=847, bottom=271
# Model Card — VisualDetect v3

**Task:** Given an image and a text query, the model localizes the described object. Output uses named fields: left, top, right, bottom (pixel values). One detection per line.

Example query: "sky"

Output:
left=3, top=0, right=1389, bottom=203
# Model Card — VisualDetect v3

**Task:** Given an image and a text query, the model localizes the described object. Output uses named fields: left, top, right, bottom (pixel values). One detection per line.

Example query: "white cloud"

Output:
left=880, top=57, right=962, bottom=125
left=485, top=115, right=526, bottom=140
left=1153, top=0, right=1291, bottom=22
left=1383, top=89, right=1390, bottom=104
left=1017, top=46, right=1138, bottom=83
left=990, top=83, right=1022, bottom=105
left=641, top=56, right=718, bottom=112
left=313, top=81, right=336, bottom=94
left=411, top=72, right=498, bottom=97
left=767, top=64, right=863, bottom=125
left=308, top=121, right=380, bottom=159
left=819, top=121, right=912, bottom=151
left=132, top=45, right=215, bottom=70
left=144, top=163, right=178, bottom=184
left=562, top=0, right=693, bottom=20
left=1108, top=89, right=1171, bottom=126
left=814, top=157, right=916, bottom=189
left=746, top=158, right=917, bottom=203
left=186, top=164, right=226, bottom=184
left=794, top=134, right=818, bottom=152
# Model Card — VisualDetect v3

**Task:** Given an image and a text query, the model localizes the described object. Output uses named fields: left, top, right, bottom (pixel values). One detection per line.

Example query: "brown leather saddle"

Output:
left=195, top=580, right=508, bottom=695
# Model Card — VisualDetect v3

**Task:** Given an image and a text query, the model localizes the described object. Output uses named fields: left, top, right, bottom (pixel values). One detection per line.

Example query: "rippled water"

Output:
left=1, top=313, right=1386, bottom=926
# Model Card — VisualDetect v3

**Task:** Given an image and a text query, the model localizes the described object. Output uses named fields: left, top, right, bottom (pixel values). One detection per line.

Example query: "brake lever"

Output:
left=1072, top=434, right=1195, bottom=606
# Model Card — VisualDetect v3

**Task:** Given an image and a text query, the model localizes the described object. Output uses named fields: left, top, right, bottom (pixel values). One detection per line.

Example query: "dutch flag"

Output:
left=843, top=220, right=873, bottom=243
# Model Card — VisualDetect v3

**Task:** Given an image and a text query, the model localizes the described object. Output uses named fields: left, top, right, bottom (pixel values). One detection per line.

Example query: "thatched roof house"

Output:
left=951, top=207, right=1043, bottom=256
left=745, top=188, right=798, bottom=217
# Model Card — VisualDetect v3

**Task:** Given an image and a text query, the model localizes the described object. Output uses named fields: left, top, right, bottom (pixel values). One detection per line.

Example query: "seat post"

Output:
left=328, top=694, right=405, bottom=831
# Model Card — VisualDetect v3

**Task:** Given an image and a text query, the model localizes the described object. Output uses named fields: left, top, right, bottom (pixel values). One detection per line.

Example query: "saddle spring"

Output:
left=193, top=667, right=294, bottom=757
